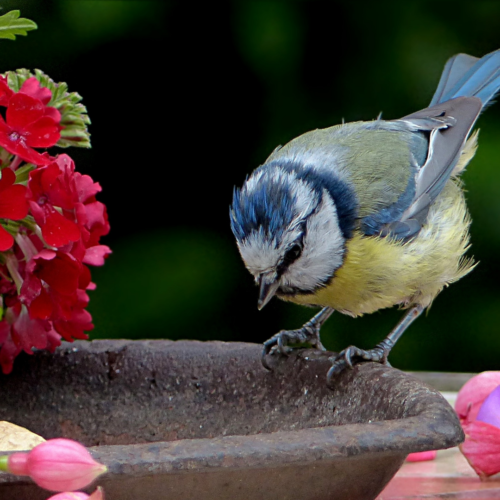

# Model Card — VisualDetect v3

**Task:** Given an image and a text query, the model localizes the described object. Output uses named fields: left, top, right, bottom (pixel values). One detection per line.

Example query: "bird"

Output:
left=229, top=49, right=500, bottom=384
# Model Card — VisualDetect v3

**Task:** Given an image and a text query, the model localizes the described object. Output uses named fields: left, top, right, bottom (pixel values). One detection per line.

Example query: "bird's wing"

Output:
left=376, top=96, right=481, bottom=240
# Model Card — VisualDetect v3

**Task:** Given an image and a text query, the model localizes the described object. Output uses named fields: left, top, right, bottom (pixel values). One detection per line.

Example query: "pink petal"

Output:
left=456, top=372, right=500, bottom=424
left=83, top=245, right=112, bottom=266
left=461, top=420, right=500, bottom=477
left=74, top=173, right=102, bottom=202
left=7, top=453, right=29, bottom=475
left=20, top=77, right=52, bottom=104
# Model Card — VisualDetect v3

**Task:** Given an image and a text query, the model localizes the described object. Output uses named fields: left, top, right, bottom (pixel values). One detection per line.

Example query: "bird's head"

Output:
left=230, top=161, right=355, bottom=309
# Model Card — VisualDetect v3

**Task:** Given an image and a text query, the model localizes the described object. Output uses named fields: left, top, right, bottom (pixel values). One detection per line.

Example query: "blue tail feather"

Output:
left=431, top=49, right=500, bottom=107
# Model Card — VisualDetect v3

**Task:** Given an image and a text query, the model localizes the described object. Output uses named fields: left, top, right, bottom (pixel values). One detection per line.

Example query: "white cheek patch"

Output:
left=237, top=168, right=320, bottom=277
left=281, top=191, right=345, bottom=291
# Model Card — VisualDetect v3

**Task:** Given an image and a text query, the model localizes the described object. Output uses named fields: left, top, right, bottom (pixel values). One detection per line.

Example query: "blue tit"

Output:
left=230, top=49, right=500, bottom=384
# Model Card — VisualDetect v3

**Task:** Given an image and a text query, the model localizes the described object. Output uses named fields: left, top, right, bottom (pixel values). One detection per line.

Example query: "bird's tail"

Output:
left=430, top=49, right=500, bottom=107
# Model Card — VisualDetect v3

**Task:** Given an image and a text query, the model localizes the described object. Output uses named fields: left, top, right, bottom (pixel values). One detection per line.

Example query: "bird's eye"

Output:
left=287, top=244, right=302, bottom=262
left=277, top=243, right=303, bottom=276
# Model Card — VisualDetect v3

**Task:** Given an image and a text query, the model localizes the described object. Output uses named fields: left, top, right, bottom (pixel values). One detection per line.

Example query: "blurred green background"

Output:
left=2, top=0, right=500, bottom=372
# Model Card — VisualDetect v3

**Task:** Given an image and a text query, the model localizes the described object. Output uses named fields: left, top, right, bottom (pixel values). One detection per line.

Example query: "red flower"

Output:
left=28, top=160, right=81, bottom=247
left=0, top=299, right=61, bottom=375
left=0, top=168, right=29, bottom=250
left=0, top=90, right=61, bottom=166
left=28, top=155, right=111, bottom=260
left=20, top=249, right=94, bottom=341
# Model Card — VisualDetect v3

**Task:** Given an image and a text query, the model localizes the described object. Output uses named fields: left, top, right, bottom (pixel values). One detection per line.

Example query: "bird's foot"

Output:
left=326, top=338, right=394, bottom=385
left=261, top=322, right=326, bottom=371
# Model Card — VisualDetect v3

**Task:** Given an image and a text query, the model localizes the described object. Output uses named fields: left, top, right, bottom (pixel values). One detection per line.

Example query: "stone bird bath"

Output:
left=0, top=340, right=463, bottom=500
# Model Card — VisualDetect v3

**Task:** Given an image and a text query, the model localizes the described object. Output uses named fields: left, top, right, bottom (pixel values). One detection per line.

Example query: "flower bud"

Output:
left=455, top=371, right=500, bottom=424
left=406, top=450, right=437, bottom=462
left=7, top=438, right=106, bottom=492
left=47, top=487, right=104, bottom=500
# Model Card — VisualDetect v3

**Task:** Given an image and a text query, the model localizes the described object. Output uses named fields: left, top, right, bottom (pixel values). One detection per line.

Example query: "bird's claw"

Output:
left=261, top=324, right=326, bottom=371
left=261, top=331, right=293, bottom=370
left=326, top=341, right=394, bottom=386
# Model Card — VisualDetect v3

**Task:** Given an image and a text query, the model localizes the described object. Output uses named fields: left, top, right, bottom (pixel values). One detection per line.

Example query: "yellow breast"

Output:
left=287, top=180, right=475, bottom=316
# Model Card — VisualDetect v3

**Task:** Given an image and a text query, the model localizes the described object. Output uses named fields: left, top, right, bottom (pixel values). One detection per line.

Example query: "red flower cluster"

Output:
left=0, top=77, right=110, bottom=374
left=0, top=76, right=61, bottom=166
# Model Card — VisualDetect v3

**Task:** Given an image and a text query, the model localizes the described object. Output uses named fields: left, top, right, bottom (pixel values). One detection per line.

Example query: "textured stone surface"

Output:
left=0, top=340, right=464, bottom=500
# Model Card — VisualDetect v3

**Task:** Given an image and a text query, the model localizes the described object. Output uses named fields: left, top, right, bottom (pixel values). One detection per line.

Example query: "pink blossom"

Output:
left=457, top=372, right=500, bottom=478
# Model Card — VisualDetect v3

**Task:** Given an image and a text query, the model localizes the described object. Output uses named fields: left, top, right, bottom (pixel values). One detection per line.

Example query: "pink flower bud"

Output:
left=47, top=487, right=104, bottom=500
left=406, top=450, right=437, bottom=462
left=455, top=371, right=500, bottom=424
left=7, top=438, right=107, bottom=492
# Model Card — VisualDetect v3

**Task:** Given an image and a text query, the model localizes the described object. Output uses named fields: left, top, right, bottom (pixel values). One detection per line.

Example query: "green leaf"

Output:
left=0, top=10, right=37, bottom=40
left=4, top=69, right=91, bottom=148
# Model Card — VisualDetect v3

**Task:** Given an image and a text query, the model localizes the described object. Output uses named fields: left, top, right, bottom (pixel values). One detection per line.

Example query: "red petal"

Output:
left=0, top=167, right=15, bottom=189
left=40, top=162, right=76, bottom=209
left=35, top=253, right=80, bottom=296
left=460, top=420, right=500, bottom=477
left=12, top=310, right=50, bottom=352
left=0, top=225, right=14, bottom=251
left=41, top=209, right=81, bottom=248
left=0, top=324, right=20, bottom=375
left=0, top=137, right=52, bottom=166
left=54, top=309, right=93, bottom=341
left=0, top=184, right=29, bottom=220
left=24, top=116, right=61, bottom=148
left=29, top=287, right=53, bottom=320
left=19, top=77, right=52, bottom=104
left=0, top=77, right=14, bottom=107
left=43, top=106, right=61, bottom=123
left=20, top=271, right=42, bottom=304
left=78, top=264, right=91, bottom=290
left=6, top=93, right=44, bottom=129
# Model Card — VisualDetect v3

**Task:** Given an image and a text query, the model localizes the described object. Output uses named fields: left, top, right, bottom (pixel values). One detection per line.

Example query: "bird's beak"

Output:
left=257, top=273, right=279, bottom=310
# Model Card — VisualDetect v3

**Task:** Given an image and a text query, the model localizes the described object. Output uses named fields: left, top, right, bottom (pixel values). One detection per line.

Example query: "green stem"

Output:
left=0, top=454, right=8, bottom=472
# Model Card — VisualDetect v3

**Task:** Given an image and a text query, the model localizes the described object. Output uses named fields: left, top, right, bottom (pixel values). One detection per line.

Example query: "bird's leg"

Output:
left=327, top=304, right=424, bottom=385
left=262, top=307, right=334, bottom=370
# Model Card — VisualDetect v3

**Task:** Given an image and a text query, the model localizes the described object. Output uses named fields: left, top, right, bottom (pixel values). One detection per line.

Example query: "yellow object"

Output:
left=0, top=421, right=45, bottom=452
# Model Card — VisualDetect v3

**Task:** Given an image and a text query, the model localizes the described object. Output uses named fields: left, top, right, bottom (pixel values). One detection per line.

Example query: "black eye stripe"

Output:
left=277, top=243, right=303, bottom=276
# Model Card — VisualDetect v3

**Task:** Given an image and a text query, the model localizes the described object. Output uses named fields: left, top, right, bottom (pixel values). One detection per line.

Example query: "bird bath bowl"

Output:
left=0, top=340, right=463, bottom=500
